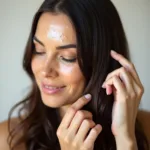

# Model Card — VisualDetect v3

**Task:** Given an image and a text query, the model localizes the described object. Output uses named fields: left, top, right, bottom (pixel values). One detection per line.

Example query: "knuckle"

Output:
left=76, top=110, right=93, bottom=120
left=64, top=137, right=70, bottom=144
left=113, top=75, right=118, bottom=82
left=113, top=75, right=118, bottom=80
left=125, top=95, right=129, bottom=100
left=83, top=119, right=91, bottom=126
left=139, top=87, right=144, bottom=95
left=56, top=127, right=63, bottom=138
left=69, top=107, right=76, bottom=114
left=130, top=93, right=136, bottom=99
left=72, top=141, right=78, bottom=147
left=121, top=67, right=126, bottom=73
left=123, top=95, right=129, bottom=101
left=85, top=111, right=93, bottom=118
left=91, top=127, right=99, bottom=134
left=130, top=62, right=134, bottom=69
left=77, top=110, right=84, bottom=118
left=83, top=119, right=95, bottom=128
left=56, top=129, right=60, bottom=137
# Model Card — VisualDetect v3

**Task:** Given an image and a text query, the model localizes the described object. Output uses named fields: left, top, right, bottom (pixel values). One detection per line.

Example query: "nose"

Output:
left=41, top=57, right=58, bottom=78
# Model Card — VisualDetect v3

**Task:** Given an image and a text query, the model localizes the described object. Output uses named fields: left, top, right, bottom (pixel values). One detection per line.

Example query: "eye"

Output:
left=33, top=49, right=45, bottom=55
left=60, top=56, right=77, bottom=63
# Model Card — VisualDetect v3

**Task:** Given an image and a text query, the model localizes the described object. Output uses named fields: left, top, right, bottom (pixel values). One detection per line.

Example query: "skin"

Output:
left=57, top=50, right=144, bottom=150
left=0, top=9, right=149, bottom=150
left=31, top=12, right=144, bottom=149
left=31, top=12, right=102, bottom=150
left=31, top=12, right=86, bottom=118
left=102, top=50, right=144, bottom=150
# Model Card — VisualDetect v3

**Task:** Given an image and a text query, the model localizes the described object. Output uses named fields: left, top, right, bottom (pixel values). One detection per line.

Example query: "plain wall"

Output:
left=0, top=0, right=150, bottom=122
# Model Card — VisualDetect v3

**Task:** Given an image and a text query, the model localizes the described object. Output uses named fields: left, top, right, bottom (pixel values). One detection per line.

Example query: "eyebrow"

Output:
left=33, top=36, right=77, bottom=50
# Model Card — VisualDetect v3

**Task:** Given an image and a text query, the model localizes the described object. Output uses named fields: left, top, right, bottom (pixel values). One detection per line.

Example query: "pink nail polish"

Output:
left=84, top=94, right=92, bottom=99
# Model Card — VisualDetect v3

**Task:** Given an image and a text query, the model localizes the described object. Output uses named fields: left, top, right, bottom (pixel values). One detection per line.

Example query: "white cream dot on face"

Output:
left=47, top=24, right=67, bottom=43
left=59, top=63, right=74, bottom=74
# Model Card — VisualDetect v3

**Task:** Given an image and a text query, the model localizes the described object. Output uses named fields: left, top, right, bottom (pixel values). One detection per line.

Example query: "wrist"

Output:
left=115, top=135, right=137, bottom=150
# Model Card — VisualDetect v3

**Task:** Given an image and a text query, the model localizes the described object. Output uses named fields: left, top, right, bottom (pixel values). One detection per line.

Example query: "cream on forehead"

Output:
left=47, top=24, right=67, bottom=42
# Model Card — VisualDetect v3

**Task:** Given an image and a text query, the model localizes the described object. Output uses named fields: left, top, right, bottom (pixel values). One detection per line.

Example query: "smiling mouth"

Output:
left=42, top=84, right=66, bottom=95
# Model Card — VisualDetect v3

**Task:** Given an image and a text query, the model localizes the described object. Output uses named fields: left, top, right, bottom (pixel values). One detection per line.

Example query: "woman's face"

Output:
left=31, top=12, right=85, bottom=112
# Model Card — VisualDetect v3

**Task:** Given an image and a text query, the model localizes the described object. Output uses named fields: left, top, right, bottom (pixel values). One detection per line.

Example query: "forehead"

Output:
left=35, top=12, right=77, bottom=44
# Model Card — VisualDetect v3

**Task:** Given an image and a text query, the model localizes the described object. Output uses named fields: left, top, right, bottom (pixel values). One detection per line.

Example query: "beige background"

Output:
left=0, top=0, right=149, bottom=122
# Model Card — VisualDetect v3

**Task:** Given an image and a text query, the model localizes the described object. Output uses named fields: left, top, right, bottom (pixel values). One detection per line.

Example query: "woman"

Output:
left=0, top=0, right=149, bottom=150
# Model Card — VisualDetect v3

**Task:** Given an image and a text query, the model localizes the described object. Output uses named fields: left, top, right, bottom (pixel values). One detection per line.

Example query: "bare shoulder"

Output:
left=137, top=109, right=150, bottom=144
left=0, top=119, right=10, bottom=150
left=0, top=118, right=26, bottom=150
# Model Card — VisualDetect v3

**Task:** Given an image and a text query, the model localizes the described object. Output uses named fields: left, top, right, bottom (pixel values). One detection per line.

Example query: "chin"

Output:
left=40, top=93, right=69, bottom=108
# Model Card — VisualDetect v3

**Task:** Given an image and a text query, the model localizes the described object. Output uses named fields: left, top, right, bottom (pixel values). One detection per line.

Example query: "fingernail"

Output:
left=84, top=94, right=92, bottom=100
left=102, top=83, right=105, bottom=88
left=111, top=50, right=117, bottom=54
left=97, top=124, right=102, bottom=130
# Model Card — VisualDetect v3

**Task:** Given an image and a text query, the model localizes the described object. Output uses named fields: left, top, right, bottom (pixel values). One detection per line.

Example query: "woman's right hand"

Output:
left=56, top=94, right=102, bottom=150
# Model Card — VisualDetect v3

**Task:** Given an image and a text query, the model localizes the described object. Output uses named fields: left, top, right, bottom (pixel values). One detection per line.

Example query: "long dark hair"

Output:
left=8, top=0, right=149, bottom=150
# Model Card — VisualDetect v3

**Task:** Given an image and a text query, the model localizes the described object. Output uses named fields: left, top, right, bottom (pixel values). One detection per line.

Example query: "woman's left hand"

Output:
left=102, top=50, right=144, bottom=148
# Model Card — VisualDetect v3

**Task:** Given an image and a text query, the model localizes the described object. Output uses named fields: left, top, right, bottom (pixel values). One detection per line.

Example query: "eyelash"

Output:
left=33, top=51, right=45, bottom=55
left=33, top=51, right=77, bottom=63
left=60, top=56, right=77, bottom=63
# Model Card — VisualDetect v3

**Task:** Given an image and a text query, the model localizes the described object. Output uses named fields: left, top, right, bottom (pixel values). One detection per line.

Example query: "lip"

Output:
left=41, top=82, right=65, bottom=95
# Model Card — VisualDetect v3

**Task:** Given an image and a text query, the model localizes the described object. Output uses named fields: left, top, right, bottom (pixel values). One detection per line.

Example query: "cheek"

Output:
left=31, top=57, right=43, bottom=76
left=31, top=58, right=37, bottom=75
left=59, top=63, right=85, bottom=85
left=59, top=63, right=74, bottom=74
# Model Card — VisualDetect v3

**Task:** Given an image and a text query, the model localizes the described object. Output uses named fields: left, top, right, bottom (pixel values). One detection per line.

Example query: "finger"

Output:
left=117, top=67, right=135, bottom=94
left=103, top=75, right=126, bottom=98
left=74, top=119, right=96, bottom=143
left=104, top=67, right=136, bottom=85
left=60, top=94, right=92, bottom=129
left=105, top=68, right=136, bottom=97
left=110, top=50, right=142, bottom=86
left=68, top=110, right=93, bottom=135
left=105, top=85, right=113, bottom=95
left=132, top=81, right=144, bottom=118
left=105, top=67, right=122, bottom=82
left=84, top=124, right=102, bottom=148
left=71, top=94, right=92, bottom=110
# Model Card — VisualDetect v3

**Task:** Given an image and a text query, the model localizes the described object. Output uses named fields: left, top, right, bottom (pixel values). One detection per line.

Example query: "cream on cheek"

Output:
left=59, top=62, right=85, bottom=97
left=59, top=62, right=84, bottom=84
left=59, top=63, right=74, bottom=74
